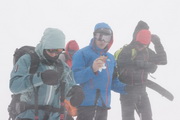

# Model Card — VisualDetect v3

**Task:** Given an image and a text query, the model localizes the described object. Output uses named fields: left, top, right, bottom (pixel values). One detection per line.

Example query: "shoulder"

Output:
left=59, top=52, right=66, bottom=61
left=17, top=54, right=31, bottom=65
left=79, top=46, right=90, bottom=52
left=106, top=52, right=116, bottom=62
left=122, top=45, right=135, bottom=54
left=74, top=46, right=91, bottom=57
left=12, top=54, right=31, bottom=73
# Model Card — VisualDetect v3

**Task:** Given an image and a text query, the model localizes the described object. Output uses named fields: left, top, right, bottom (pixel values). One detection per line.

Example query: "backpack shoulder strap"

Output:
left=115, top=44, right=138, bottom=77
left=131, top=48, right=137, bottom=60
left=29, top=52, right=40, bottom=74
left=64, top=52, right=69, bottom=62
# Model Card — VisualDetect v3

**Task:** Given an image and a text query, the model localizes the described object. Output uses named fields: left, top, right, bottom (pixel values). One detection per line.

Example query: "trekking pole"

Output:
left=59, top=103, right=65, bottom=120
left=59, top=81, right=66, bottom=120
left=93, top=89, right=100, bottom=120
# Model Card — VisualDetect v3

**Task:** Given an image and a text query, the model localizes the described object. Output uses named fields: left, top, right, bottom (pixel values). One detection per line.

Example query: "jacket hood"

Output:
left=65, top=40, right=79, bottom=59
left=90, top=22, right=113, bottom=53
left=130, top=20, right=149, bottom=45
left=35, top=28, right=65, bottom=60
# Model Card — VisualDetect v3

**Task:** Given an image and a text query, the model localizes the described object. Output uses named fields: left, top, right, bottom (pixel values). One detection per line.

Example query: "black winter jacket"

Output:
left=117, top=42, right=167, bottom=86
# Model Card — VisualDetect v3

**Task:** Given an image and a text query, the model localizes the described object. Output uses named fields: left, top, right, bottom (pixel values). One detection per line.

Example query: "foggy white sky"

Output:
left=0, top=0, right=180, bottom=120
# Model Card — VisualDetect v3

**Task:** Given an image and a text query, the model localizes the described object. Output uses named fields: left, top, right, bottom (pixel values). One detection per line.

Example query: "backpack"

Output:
left=114, top=45, right=137, bottom=78
left=8, top=46, right=40, bottom=120
left=114, top=45, right=137, bottom=61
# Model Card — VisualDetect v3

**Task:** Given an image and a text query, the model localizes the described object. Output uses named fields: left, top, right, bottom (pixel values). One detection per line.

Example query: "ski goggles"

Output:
left=94, top=28, right=112, bottom=35
left=46, top=48, right=64, bottom=54
left=94, top=33, right=112, bottom=43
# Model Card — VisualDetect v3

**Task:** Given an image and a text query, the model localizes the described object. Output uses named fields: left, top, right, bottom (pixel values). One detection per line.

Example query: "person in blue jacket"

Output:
left=9, top=28, right=84, bottom=120
left=72, top=22, right=127, bottom=120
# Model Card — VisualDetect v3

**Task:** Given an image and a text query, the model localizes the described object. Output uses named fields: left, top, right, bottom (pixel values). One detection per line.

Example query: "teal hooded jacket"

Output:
left=9, top=28, right=76, bottom=120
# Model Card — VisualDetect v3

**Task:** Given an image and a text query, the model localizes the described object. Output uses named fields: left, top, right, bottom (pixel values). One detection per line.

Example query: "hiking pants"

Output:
left=76, top=106, right=107, bottom=120
left=66, top=114, right=74, bottom=120
left=120, top=92, right=152, bottom=120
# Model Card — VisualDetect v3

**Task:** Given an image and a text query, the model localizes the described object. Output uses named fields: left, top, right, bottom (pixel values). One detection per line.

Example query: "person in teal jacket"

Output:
left=9, top=28, right=84, bottom=120
left=72, top=23, right=127, bottom=120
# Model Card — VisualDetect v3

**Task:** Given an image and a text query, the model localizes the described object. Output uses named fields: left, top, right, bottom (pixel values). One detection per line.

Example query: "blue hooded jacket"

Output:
left=10, top=28, right=76, bottom=120
left=72, top=23, right=126, bottom=108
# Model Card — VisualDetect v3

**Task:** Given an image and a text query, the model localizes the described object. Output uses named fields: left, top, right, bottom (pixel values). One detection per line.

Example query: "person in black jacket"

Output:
left=115, top=20, right=167, bottom=120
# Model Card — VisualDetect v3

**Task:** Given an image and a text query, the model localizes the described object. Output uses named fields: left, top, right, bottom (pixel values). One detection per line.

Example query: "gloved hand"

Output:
left=134, top=60, right=146, bottom=68
left=135, top=60, right=157, bottom=73
left=151, top=34, right=161, bottom=45
left=111, top=79, right=127, bottom=94
left=41, top=70, right=59, bottom=85
left=67, top=85, right=84, bottom=107
left=146, top=63, right=157, bottom=73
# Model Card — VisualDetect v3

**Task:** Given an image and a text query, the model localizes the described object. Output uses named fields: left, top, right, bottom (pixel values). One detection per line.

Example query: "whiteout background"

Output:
left=0, top=0, right=180, bottom=120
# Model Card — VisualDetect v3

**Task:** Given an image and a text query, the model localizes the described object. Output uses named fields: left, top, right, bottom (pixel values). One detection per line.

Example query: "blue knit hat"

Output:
left=94, top=22, right=112, bottom=35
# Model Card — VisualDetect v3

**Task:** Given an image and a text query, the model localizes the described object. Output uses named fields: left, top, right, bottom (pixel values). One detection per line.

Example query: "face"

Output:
left=135, top=42, right=148, bottom=51
left=95, top=39, right=109, bottom=49
left=45, top=49, right=64, bottom=57
left=94, top=33, right=111, bottom=49
left=68, top=49, right=76, bottom=56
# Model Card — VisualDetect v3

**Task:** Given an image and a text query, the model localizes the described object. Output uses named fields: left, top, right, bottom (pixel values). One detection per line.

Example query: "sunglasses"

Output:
left=94, top=33, right=112, bottom=43
left=46, top=49, right=64, bottom=54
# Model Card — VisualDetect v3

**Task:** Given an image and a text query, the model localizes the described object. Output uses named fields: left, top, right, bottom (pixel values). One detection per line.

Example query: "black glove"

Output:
left=133, top=20, right=149, bottom=39
left=151, top=34, right=161, bottom=45
left=146, top=63, right=157, bottom=73
left=67, top=85, right=84, bottom=107
left=135, top=60, right=157, bottom=73
left=135, top=60, right=147, bottom=68
left=41, top=70, right=59, bottom=85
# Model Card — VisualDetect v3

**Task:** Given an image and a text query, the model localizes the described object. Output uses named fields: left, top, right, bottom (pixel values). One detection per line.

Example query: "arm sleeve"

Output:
left=134, top=60, right=157, bottom=73
left=9, top=54, right=43, bottom=94
left=72, top=51, right=97, bottom=84
left=152, top=42, right=167, bottom=65
left=64, top=68, right=77, bottom=97
left=111, top=77, right=126, bottom=94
